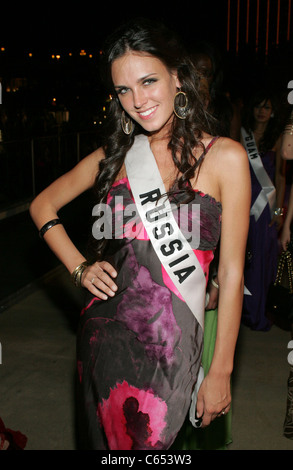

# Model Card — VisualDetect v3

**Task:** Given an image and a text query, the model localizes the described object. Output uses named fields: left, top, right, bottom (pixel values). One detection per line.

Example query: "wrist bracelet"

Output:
left=211, top=277, right=219, bottom=289
left=283, top=112, right=293, bottom=135
left=39, top=219, right=62, bottom=239
left=71, top=261, right=89, bottom=287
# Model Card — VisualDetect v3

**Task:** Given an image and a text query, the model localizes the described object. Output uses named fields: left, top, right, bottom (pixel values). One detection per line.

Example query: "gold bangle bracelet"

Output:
left=71, top=261, right=89, bottom=287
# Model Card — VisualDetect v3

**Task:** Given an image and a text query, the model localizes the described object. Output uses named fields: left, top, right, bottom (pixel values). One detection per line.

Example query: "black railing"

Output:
left=0, top=130, right=100, bottom=219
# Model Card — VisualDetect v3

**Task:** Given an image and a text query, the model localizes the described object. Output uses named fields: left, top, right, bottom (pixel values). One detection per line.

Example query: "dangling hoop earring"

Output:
left=173, top=90, right=189, bottom=120
left=121, top=111, right=133, bottom=135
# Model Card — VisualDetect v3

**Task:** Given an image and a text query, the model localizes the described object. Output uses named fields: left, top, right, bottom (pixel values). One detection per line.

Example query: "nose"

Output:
left=132, top=88, right=147, bottom=109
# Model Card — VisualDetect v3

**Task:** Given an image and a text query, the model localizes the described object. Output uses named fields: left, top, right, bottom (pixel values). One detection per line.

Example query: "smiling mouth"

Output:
left=138, top=106, right=157, bottom=119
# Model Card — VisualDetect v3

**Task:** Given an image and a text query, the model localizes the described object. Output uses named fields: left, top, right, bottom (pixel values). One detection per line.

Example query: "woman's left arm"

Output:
left=197, top=139, right=251, bottom=427
left=270, top=137, right=286, bottom=230
left=281, top=109, right=293, bottom=160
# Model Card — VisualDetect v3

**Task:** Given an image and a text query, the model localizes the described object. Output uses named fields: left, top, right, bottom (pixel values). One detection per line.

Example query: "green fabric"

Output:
left=171, top=309, right=232, bottom=450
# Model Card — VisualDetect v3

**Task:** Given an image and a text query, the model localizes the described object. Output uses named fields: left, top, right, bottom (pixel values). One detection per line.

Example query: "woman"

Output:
left=280, top=109, right=293, bottom=440
left=30, top=20, right=250, bottom=450
left=280, top=180, right=293, bottom=440
left=281, top=108, right=293, bottom=252
left=191, top=41, right=234, bottom=138
left=240, top=91, right=286, bottom=331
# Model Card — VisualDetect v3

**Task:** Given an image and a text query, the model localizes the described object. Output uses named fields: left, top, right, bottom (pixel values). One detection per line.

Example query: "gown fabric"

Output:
left=76, top=139, right=222, bottom=450
left=242, top=150, right=278, bottom=331
left=172, top=308, right=232, bottom=450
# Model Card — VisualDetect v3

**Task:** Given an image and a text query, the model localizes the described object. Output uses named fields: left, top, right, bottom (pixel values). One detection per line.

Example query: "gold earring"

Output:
left=173, top=90, right=189, bottom=119
left=121, top=111, right=133, bottom=135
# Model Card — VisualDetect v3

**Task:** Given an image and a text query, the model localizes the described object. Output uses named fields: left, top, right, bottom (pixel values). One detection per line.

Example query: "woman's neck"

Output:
left=253, top=121, right=267, bottom=145
left=254, top=121, right=267, bottom=135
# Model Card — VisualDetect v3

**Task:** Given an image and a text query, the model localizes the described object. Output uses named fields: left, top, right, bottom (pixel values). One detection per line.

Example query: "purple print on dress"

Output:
left=115, top=247, right=181, bottom=365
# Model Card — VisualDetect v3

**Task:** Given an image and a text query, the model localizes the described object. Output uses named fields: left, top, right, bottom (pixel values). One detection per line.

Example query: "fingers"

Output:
left=200, top=404, right=230, bottom=428
left=281, top=241, right=288, bottom=251
left=217, top=405, right=230, bottom=417
left=196, top=395, right=204, bottom=423
left=205, top=296, right=218, bottom=311
left=196, top=380, right=231, bottom=427
left=205, top=281, right=219, bottom=311
left=269, top=216, right=282, bottom=230
left=82, top=261, right=118, bottom=300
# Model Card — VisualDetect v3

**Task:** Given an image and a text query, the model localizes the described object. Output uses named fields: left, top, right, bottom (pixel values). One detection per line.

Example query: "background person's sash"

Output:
left=241, top=127, right=276, bottom=221
left=125, top=134, right=206, bottom=330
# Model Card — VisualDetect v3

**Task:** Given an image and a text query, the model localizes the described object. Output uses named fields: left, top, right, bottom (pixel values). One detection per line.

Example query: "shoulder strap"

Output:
left=205, top=136, right=219, bottom=152
left=195, top=136, right=219, bottom=169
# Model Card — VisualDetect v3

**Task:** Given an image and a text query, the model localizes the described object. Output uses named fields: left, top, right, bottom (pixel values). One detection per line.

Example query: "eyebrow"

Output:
left=114, top=73, right=158, bottom=90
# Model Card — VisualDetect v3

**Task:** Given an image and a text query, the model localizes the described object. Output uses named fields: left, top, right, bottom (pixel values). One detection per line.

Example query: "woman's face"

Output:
left=194, top=54, right=213, bottom=86
left=111, top=51, right=180, bottom=134
left=253, top=99, right=273, bottom=124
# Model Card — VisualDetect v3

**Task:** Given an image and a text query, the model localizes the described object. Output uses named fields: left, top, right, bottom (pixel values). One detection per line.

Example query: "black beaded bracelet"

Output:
left=39, top=219, right=62, bottom=239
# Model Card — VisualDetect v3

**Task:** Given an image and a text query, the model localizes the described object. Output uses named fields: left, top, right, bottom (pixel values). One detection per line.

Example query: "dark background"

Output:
left=0, top=2, right=228, bottom=53
left=0, top=0, right=292, bottom=304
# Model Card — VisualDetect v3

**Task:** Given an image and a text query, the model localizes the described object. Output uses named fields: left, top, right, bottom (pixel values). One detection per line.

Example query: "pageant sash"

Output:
left=125, top=134, right=206, bottom=330
left=241, top=127, right=276, bottom=221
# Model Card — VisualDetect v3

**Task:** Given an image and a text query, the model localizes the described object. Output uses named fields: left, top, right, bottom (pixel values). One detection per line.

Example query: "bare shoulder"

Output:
left=209, top=137, right=250, bottom=199
left=213, top=136, right=248, bottom=165
left=211, top=137, right=249, bottom=180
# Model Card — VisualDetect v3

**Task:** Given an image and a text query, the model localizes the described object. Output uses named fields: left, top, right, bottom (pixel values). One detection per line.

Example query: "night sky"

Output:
left=1, top=1, right=292, bottom=105
left=1, top=1, right=228, bottom=54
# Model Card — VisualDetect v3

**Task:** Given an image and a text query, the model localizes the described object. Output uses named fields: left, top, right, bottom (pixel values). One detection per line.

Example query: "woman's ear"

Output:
left=175, top=75, right=181, bottom=89
left=171, top=70, right=181, bottom=89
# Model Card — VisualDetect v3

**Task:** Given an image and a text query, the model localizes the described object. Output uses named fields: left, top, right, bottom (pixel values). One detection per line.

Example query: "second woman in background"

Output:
left=241, top=91, right=286, bottom=331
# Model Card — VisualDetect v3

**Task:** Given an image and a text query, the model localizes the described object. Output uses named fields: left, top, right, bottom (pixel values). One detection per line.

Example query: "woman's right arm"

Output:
left=29, top=148, right=118, bottom=298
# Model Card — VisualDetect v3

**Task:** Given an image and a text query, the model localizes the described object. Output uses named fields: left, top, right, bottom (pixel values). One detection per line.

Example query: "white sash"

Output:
left=124, top=134, right=206, bottom=330
left=241, top=127, right=276, bottom=221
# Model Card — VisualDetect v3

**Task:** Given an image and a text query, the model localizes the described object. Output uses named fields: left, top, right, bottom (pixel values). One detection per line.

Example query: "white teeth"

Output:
left=139, top=107, right=156, bottom=117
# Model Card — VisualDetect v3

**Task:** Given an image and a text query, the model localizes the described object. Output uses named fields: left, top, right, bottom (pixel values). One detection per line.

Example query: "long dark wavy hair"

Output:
left=241, top=90, right=283, bottom=153
left=90, top=18, right=217, bottom=259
